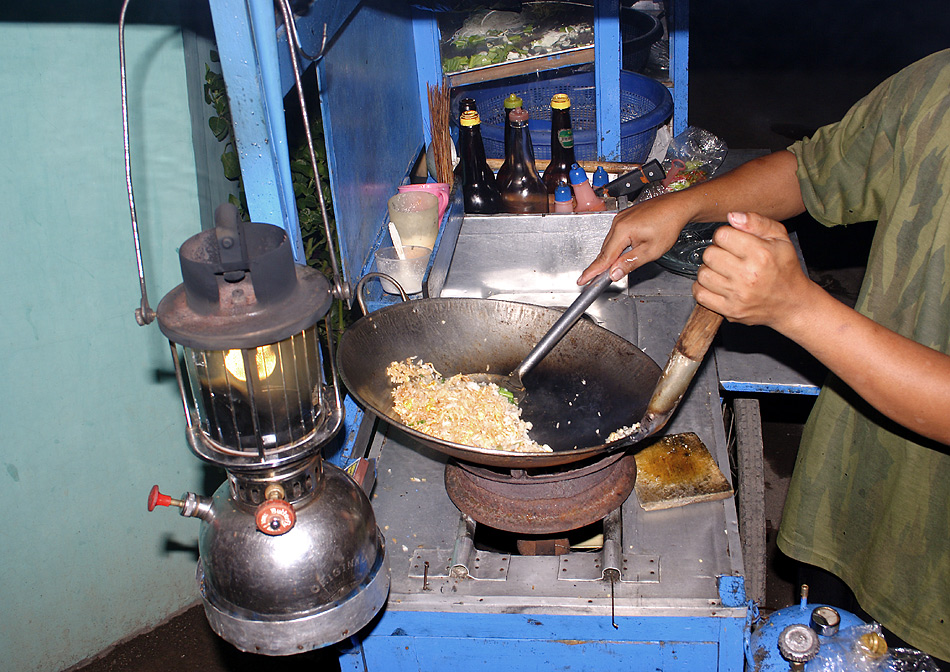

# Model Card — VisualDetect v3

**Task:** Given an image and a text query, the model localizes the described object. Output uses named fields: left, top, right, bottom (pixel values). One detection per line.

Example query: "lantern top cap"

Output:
left=156, top=204, right=332, bottom=350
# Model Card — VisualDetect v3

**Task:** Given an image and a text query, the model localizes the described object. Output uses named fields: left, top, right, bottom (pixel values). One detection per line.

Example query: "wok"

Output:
left=337, top=294, right=722, bottom=469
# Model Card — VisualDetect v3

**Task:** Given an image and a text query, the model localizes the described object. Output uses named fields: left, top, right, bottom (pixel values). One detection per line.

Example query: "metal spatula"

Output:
left=468, top=270, right=613, bottom=402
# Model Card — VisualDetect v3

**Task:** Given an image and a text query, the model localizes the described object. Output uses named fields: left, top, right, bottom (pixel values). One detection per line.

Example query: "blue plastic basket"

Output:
left=461, top=70, right=672, bottom=163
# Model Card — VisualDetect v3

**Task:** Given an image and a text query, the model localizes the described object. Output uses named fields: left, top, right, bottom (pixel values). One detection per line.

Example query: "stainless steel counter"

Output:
left=339, top=210, right=829, bottom=669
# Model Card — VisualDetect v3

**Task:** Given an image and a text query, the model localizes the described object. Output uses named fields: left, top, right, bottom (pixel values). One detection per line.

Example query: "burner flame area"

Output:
left=443, top=450, right=638, bottom=537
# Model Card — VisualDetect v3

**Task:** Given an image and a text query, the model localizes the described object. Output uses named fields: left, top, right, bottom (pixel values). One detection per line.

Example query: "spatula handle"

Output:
left=644, top=303, right=723, bottom=425
left=675, top=303, right=724, bottom=361
left=511, top=270, right=613, bottom=383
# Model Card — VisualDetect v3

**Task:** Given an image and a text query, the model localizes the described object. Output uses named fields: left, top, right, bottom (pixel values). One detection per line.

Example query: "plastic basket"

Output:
left=621, top=8, right=663, bottom=72
left=460, top=70, right=672, bottom=163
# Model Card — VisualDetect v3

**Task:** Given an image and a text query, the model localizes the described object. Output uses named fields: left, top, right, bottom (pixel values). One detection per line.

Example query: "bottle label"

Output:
left=557, top=129, right=574, bottom=149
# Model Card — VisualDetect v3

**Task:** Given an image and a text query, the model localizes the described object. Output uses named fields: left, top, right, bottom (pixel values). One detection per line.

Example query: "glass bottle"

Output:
left=542, top=93, right=577, bottom=194
left=494, top=93, right=524, bottom=188
left=457, top=110, right=502, bottom=214
left=454, top=98, right=479, bottom=182
left=497, top=107, right=548, bottom=214
left=458, top=97, right=477, bottom=114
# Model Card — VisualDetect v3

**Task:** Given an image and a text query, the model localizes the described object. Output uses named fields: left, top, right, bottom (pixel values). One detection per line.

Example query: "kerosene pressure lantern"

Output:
left=147, top=203, right=389, bottom=655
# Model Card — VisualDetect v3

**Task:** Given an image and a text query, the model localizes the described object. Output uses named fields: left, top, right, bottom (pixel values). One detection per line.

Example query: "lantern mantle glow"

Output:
left=148, top=204, right=389, bottom=655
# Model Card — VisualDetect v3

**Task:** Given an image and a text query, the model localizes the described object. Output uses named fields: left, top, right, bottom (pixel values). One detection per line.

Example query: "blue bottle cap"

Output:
left=554, top=185, right=572, bottom=202
left=592, top=166, right=609, bottom=188
left=569, top=163, right=588, bottom=185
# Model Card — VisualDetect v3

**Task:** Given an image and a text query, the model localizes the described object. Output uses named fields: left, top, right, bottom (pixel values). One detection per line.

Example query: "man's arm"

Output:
left=699, top=211, right=950, bottom=445
left=578, top=150, right=807, bottom=285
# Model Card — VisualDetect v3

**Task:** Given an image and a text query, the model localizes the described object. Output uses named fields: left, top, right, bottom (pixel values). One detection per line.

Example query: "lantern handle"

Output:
left=118, top=0, right=156, bottom=326
left=275, top=0, right=350, bottom=303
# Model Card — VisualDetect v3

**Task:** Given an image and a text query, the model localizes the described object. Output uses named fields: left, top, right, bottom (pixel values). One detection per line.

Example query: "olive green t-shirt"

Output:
left=781, top=50, right=950, bottom=659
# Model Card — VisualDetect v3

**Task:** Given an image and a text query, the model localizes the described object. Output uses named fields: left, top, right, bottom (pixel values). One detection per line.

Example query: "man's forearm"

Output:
left=779, top=282, right=950, bottom=445
left=683, top=150, right=807, bottom=225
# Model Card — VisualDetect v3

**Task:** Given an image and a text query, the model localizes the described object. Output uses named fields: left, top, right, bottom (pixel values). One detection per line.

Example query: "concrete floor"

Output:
left=72, top=2, right=950, bottom=669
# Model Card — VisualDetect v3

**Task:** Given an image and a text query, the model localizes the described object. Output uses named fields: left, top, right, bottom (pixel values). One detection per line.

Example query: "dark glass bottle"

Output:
left=454, top=98, right=479, bottom=182
left=497, top=107, right=548, bottom=214
left=494, top=93, right=523, bottom=188
left=541, top=93, right=577, bottom=194
left=457, top=110, right=502, bottom=214
left=458, top=97, right=478, bottom=116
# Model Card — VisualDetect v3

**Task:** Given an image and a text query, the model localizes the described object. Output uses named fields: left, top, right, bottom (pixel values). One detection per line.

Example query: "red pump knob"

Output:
left=255, top=499, right=296, bottom=535
left=148, top=485, right=180, bottom=512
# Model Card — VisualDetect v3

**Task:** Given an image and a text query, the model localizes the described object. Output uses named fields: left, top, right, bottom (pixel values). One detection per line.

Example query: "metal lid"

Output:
left=551, top=93, right=571, bottom=109
left=778, top=624, right=821, bottom=664
left=810, top=606, right=842, bottom=637
left=157, top=204, right=332, bottom=350
left=459, top=110, right=481, bottom=126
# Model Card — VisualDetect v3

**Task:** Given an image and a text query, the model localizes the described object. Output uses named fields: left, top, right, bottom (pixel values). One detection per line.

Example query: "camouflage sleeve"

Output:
left=789, top=50, right=950, bottom=230
left=787, top=77, right=896, bottom=228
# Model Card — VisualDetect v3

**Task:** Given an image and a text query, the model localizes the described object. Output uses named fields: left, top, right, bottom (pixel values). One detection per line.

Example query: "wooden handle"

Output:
left=674, top=304, right=724, bottom=362
left=485, top=158, right=642, bottom=175
left=638, top=303, right=724, bottom=429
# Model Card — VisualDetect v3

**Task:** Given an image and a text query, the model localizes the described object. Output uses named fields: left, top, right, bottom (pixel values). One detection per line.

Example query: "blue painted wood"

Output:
left=594, top=0, right=622, bottom=161
left=669, top=0, right=689, bottom=135
left=366, top=637, right=716, bottom=670
left=272, top=1, right=362, bottom=95
left=718, top=616, right=748, bottom=670
left=411, top=9, right=444, bottom=150
left=346, top=611, right=744, bottom=671
left=721, top=381, right=821, bottom=396
left=317, top=3, right=425, bottom=287
left=207, top=0, right=304, bottom=261
left=718, top=575, right=748, bottom=607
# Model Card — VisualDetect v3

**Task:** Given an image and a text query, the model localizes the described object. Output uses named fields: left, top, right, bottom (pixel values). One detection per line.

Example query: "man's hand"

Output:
left=697, top=215, right=950, bottom=445
left=694, top=211, right=814, bottom=331
left=577, top=192, right=692, bottom=285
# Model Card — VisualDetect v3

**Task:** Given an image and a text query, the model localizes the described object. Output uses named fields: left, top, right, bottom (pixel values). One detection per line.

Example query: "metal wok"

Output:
left=338, top=297, right=671, bottom=469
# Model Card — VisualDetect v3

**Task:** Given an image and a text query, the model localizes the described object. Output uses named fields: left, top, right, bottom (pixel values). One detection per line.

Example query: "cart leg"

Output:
left=734, top=397, right=766, bottom=606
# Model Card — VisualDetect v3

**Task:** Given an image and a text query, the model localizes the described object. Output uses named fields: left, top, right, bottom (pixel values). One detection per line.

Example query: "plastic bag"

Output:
left=635, top=126, right=727, bottom=202
left=809, top=623, right=940, bottom=672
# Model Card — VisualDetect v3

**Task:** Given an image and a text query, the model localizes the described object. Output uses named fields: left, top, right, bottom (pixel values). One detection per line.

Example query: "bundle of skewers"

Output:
left=426, top=78, right=454, bottom=188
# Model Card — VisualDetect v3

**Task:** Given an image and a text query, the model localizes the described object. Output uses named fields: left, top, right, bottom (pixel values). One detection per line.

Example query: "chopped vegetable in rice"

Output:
left=387, top=357, right=552, bottom=453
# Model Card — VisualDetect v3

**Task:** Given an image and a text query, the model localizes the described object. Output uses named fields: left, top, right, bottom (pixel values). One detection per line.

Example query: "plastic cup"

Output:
left=387, top=192, right=439, bottom=250
left=398, top=182, right=450, bottom=225
left=374, top=246, right=431, bottom=295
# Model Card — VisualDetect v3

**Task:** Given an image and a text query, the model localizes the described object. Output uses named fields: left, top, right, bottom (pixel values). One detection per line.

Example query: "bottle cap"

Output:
left=554, top=185, right=572, bottom=202
left=504, top=93, right=523, bottom=110
left=856, top=633, right=888, bottom=659
left=777, top=624, right=820, bottom=664
left=569, top=163, right=588, bottom=185
left=508, top=107, right=529, bottom=124
left=459, top=110, right=481, bottom=127
left=551, top=93, right=571, bottom=110
left=592, top=166, right=609, bottom=188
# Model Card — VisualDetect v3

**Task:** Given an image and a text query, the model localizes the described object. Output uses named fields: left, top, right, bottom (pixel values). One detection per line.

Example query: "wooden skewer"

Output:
left=485, top=158, right=642, bottom=174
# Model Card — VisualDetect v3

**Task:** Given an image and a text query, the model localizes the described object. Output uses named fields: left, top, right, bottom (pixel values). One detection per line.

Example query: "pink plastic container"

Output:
left=398, top=183, right=450, bottom=224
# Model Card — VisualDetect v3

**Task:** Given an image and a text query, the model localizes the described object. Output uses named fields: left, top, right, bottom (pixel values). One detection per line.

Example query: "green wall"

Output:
left=0, top=13, right=214, bottom=672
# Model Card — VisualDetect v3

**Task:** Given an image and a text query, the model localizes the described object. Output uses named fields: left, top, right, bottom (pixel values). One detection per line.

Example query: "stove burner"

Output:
left=444, top=450, right=637, bottom=535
